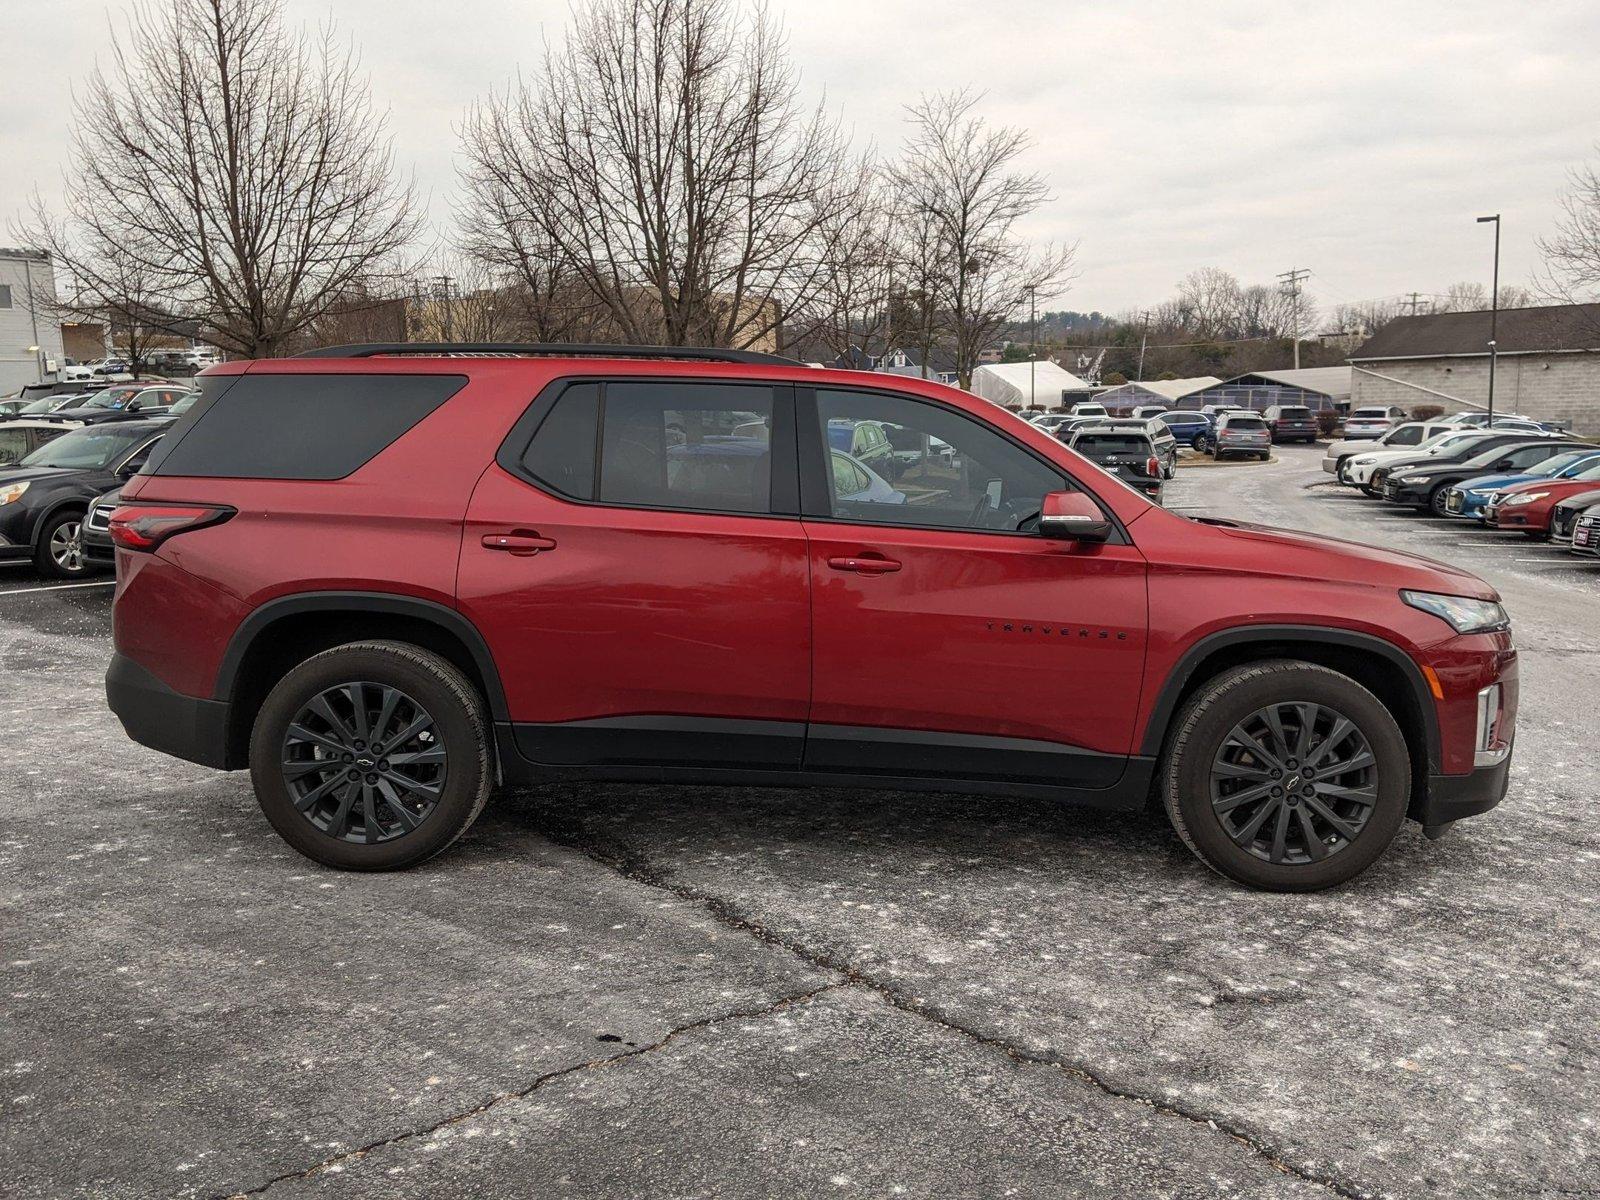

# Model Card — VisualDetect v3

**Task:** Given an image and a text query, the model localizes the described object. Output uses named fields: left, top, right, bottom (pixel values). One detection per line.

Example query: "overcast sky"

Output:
left=5, top=0, right=1598, bottom=318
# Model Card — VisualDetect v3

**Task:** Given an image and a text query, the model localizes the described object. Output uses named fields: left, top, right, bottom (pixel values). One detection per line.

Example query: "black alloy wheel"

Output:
left=1209, top=702, right=1377, bottom=865
left=249, top=641, right=493, bottom=870
left=1160, top=660, right=1409, bottom=891
left=280, top=682, right=446, bottom=844
left=1429, top=485, right=1451, bottom=516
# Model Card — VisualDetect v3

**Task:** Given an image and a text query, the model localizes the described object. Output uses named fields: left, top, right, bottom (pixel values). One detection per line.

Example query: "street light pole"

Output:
left=1025, top=284, right=1038, bottom=410
left=1477, top=214, right=1500, bottom=425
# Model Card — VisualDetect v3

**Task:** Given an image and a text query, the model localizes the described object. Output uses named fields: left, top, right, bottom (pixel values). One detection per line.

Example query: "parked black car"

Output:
left=42, top=382, right=179, bottom=425
left=82, top=485, right=122, bottom=568
left=1550, top=489, right=1600, bottom=544
left=1105, top=417, right=1179, bottom=477
left=1381, top=438, right=1589, bottom=514
left=0, top=418, right=173, bottom=578
left=1366, top=432, right=1561, bottom=501
left=1066, top=425, right=1165, bottom=502
left=1262, top=404, right=1319, bottom=444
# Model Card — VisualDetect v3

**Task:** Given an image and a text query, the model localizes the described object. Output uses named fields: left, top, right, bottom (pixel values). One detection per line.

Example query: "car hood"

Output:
left=1199, top=518, right=1499, bottom=600
left=1456, top=471, right=1535, bottom=492
left=1555, top=488, right=1600, bottom=510
left=0, top=466, right=84, bottom=486
left=1496, top=477, right=1600, bottom=498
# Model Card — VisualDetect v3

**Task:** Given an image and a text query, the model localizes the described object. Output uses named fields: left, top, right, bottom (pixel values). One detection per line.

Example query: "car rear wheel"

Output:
left=34, top=509, right=91, bottom=579
left=249, top=641, right=493, bottom=870
left=1159, top=660, right=1409, bottom=891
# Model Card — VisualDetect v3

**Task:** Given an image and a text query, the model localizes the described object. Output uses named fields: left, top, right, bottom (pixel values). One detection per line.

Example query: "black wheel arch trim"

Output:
left=31, top=494, right=95, bottom=548
left=214, top=592, right=510, bottom=721
left=1139, top=624, right=1442, bottom=773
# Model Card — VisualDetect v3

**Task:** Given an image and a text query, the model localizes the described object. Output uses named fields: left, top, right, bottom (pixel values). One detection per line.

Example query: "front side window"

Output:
left=814, top=389, right=1066, bottom=532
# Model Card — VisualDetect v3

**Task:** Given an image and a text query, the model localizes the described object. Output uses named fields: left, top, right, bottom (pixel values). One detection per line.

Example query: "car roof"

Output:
left=0, top=419, right=77, bottom=431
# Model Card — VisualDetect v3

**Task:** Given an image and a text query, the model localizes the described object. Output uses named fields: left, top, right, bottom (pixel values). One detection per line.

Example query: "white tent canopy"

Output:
left=969, top=361, right=1093, bottom=408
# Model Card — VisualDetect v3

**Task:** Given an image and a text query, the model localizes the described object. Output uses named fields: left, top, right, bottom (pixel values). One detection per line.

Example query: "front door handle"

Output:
left=827, top=555, right=901, bottom=574
left=482, top=532, right=557, bottom=556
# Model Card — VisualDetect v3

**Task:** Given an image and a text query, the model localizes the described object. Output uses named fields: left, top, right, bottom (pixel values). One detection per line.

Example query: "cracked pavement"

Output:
left=2, top=444, right=1596, bottom=1199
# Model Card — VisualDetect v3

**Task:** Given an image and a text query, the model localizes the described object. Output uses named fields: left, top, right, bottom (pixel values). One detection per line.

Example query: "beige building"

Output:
left=0, top=248, right=66, bottom=393
left=1349, top=303, right=1600, bottom=434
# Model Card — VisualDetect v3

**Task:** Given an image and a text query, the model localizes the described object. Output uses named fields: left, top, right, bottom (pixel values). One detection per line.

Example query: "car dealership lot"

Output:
left=2, top=443, right=1597, bottom=1199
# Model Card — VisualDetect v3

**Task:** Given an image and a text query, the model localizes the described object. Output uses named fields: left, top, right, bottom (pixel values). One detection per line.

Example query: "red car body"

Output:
left=106, top=352, right=1516, bottom=844
left=1484, top=474, right=1600, bottom=534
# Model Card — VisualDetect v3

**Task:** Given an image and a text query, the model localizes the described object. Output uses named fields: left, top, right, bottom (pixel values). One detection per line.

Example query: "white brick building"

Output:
left=0, top=249, right=65, bottom=395
left=1349, top=303, right=1600, bottom=434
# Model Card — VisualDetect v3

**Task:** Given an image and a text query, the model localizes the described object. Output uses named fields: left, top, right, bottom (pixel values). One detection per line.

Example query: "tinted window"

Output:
left=520, top=383, right=598, bottom=500
left=600, top=382, right=774, bottom=514
left=1276, top=406, right=1312, bottom=418
left=1388, top=426, right=1424, bottom=445
left=149, top=374, right=465, bottom=479
left=1222, top=417, right=1268, bottom=430
left=815, top=390, right=1065, bottom=532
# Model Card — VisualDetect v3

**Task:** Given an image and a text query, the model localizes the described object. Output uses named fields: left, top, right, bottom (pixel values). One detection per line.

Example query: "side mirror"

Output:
left=1493, top=458, right=1514, bottom=470
left=1039, top=491, right=1112, bottom=542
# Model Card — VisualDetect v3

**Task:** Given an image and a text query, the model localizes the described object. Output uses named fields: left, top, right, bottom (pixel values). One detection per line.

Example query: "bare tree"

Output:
left=22, top=0, right=419, bottom=358
left=798, top=159, right=902, bottom=364
left=1328, top=299, right=1403, bottom=337
left=1439, top=281, right=1489, bottom=312
left=460, top=0, right=853, bottom=351
left=1175, top=268, right=1243, bottom=337
left=1539, top=147, right=1600, bottom=306
left=892, top=90, right=1075, bottom=388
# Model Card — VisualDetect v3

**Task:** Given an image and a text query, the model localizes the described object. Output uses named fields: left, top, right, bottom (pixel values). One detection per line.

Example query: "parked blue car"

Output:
left=1443, top=447, right=1600, bottom=519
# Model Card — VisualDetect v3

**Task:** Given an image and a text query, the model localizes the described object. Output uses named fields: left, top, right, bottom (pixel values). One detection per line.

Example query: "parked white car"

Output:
left=1342, top=429, right=1505, bottom=488
left=1069, top=401, right=1108, bottom=418
left=1322, top=420, right=1458, bottom=478
left=1341, top=405, right=1409, bottom=440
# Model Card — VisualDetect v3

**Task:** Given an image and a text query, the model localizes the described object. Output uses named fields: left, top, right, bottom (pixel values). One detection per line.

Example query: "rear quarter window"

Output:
left=147, top=373, right=466, bottom=479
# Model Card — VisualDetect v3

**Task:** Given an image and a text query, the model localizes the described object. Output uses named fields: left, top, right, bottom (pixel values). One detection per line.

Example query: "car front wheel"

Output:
left=1429, top=486, right=1451, bottom=516
left=249, top=641, right=493, bottom=870
left=1159, top=660, right=1409, bottom=891
left=34, top=509, right=91, bottom=579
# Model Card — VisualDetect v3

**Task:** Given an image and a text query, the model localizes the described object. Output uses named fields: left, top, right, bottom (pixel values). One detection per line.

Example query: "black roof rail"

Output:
left=294, top=342, right=798, bottom=366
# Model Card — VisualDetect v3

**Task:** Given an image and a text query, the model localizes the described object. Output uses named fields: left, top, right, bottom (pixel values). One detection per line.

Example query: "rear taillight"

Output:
left=108, top=503, right=234, bottom=551
left=1146, top=456, right=1160, bottom=477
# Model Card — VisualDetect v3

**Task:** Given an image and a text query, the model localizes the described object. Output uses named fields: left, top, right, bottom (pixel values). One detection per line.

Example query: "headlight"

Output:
left=1354, top=456, right=1376, bottom=465
left=0, top=482, right=28, bottom=506
left=1501, top=491, right=1548, bottom=506
left=1401, top=590, right=1510, bottom=634
left=1398, top=474, right=1432, bottom=485
left=1467, top=487, right=1495, bottom=496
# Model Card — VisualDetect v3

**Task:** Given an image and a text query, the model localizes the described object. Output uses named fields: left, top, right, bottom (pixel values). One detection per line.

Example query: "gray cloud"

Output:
left=4, top=0, right=1597, bottom=315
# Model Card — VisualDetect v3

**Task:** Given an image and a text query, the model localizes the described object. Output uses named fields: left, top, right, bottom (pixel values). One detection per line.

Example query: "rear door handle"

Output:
left=482, top=533, right=557, bottom=556
left=827, top=555, right=901, bottom=574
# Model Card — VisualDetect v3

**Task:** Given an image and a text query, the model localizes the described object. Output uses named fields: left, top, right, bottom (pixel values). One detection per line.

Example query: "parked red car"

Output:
left=106, top=344, right=1517, bottom=891
left=1483, top=460, right=1600, bottom=535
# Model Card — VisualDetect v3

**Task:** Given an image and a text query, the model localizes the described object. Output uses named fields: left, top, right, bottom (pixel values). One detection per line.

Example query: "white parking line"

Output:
left=0, top=581, right=116, bottom=597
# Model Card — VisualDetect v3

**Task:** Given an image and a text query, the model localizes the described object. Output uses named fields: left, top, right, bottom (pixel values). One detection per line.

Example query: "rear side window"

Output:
left=148, top=373, right=465, bottom=479
left=520, top=383, right=598, bottom=500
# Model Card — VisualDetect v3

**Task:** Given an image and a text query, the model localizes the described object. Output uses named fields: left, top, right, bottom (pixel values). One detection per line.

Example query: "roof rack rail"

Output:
left=294, top=342, right=798, bottom=365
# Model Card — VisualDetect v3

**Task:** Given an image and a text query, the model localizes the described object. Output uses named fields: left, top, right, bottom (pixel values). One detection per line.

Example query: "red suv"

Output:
left=105, top=344, right=1517, bottom=891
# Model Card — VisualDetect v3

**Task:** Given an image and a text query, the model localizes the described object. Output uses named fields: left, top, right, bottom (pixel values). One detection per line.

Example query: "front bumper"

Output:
left=106, top=652, right=233, bottom=769
left=1382, top=478, right=1433, bottom=504
left=1421, top=754, right=1512, bottom=834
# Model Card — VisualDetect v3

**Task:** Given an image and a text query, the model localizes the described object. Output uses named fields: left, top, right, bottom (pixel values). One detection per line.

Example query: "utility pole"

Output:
left=1136, top=310, right=1150, bottom=382
left=1404, top=291, right=1425, bottom=317
left=1277, top=268, right=1311, bottom=369
left=1476, top=215, right=1501, bottom=425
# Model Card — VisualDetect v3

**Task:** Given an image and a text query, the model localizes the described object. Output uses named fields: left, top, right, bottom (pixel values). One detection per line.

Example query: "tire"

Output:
left=1191, top=434, right=1208, bottom=451
left=1428, top=486, right=1450, bottom=517
left=33, top=508, right=91, bottom=579
left=1159, top=660, right=1409, bottom=891
left=249, top=641, right=494, bottom=871
left=1335, top=459, right=1351, bottom=484
left=1258, top=453, right=1270, bottom=462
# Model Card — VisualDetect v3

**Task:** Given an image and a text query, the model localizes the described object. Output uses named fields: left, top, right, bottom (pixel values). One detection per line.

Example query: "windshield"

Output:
left=20, top=396, right=69, bottom=414
left=79, top=391, right=136, bottom=411
left=20, top=424, right=154, bottom=470
left=1529, top=450, right=1600, bottom=477
left=1573, top=460, right=1600, bottom=482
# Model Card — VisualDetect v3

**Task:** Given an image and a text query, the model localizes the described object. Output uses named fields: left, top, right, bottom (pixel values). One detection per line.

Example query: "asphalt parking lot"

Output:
left=3, top=442, right=1596, bottom=1200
